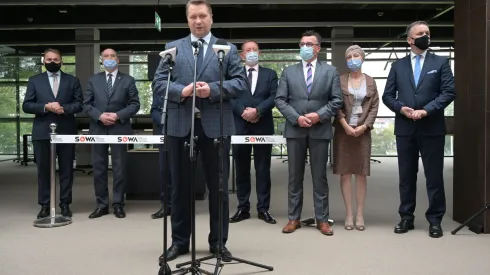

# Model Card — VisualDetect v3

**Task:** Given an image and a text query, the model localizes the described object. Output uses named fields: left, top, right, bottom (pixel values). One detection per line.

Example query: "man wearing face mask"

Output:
left=23, top=48, right=83, bottom=219
left=229, top=40, right=278, bottom=225
left=382, top=21, right=455, bottom=238
left=83, top=48, right=140, bottom=219
left=275, top=30, right=343, bottom=236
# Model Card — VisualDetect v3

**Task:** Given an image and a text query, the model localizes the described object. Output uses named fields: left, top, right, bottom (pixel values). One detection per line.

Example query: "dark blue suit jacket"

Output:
left=231, top=66, right=278, bottom=135
left=22, top=71, right=83, bottom=140
left=382, top=52, right=456, bottom=136
left=151, top=84, right=164, bottom=135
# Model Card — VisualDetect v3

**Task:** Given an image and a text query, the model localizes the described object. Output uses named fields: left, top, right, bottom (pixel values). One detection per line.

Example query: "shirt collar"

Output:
left=48, top=71, right=60, bottom=76
left=411, top=50, right=428, bottom=59
left=302, top=58, right=318, bottom=67
left=245, top=64, right=259, bottom=72
left=190, top=32, right=212, bottom=45
left=106, top=69, right=118, bottom=77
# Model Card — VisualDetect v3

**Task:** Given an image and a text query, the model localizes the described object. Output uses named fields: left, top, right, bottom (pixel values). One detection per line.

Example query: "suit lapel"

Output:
left=42, top=72, right=56, bottom=99
left=253, top=66, right=267, bottom=97
left=197, top=36, right=217, bottom=79
left=295, top=63, right=308, bottom=95
left=183, top=35, right=195, bottom=71
left=56, top=72, right=68, bottom=99
left=416, top=53, right=431, bottom=89
left=406, top=56, right=416, bottom=90
left=309, top=61, right=323, bottom=96
left=110, top=71, right=122, bottom=98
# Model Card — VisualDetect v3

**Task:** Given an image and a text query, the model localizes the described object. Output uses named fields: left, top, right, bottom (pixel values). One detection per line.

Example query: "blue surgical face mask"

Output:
left=299, top=46, right=314, bottom=61
left=245, top=51, right=259, bottom=66
left=347, top=59, right=363, bottom=72
left=103, top=59, right=118, bottom=70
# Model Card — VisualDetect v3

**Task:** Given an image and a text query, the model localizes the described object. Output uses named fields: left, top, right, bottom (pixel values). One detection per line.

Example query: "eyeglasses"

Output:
left=299, top=42, right=319, bottom=47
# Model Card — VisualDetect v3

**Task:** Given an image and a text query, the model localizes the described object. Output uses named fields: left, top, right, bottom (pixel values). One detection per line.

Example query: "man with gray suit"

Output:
left=275, top=30, right=343, bottom=236
left=83, top=48, right=140, bottom=219
left=152, top=0, right=247, bottom=263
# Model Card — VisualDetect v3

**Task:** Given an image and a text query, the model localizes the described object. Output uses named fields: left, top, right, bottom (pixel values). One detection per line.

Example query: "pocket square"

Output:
left=427, top=70, right=437, bottom=74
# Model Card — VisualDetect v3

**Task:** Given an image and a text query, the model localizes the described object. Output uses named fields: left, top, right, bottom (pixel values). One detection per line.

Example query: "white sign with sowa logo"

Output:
left=231, top=135, right=286, bottom=144
left=49, top=135, right=165, bottom=144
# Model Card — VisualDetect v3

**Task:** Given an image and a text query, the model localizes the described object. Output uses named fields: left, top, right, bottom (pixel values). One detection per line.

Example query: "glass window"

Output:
left=0, top=56, right=18, bottom=82
left=0, top=84, right=17, bottom=117
left=135, top=81, right=152, bottom=114
left=130, top=63, right=149, bottom=81
left=0, top=121, right=18, bottom=154
left=261, top=62, right=299, bottom=78
left=19, top=84, right=34, bottom=118
left=362, top=61, right=393, bottom=78
left=18, top=57, right=42, bottom=81
left=20, top=121, right=34, bottom=155
left=371, top=117, right=396, bottom=156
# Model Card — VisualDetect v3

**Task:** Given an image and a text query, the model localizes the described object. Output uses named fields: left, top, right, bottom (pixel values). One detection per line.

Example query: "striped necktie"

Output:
left=107, top=73, right=113, bottom=97
left=306, top=63, right=313, bottom=94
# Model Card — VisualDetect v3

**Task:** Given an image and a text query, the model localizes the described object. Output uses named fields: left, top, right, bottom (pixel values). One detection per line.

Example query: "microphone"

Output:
left=191, top=40, right=203, bottom=49
left=213, top=39, right=231, bottom=62
left=159, top=47, right=177, bottom=63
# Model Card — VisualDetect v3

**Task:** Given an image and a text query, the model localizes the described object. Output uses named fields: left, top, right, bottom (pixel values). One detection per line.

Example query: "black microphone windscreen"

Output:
left=215, top=39, right=228, bottom=46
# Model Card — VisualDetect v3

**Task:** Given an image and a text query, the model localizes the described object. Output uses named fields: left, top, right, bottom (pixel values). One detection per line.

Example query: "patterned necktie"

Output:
left=414, top=55, right=421, bottom=87
left=52, top=74, right=59, bottom=97
left=306, top=63, right=313, bottom=94
left=248, top=68, right=255, bottom=94
left=196, top=38, right=205, bottom=73
left=107, top=73, right=113, bottom=97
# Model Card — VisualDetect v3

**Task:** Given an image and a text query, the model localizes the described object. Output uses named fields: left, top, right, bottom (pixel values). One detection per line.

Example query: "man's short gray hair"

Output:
left=406, top=21, right=429, bottom=37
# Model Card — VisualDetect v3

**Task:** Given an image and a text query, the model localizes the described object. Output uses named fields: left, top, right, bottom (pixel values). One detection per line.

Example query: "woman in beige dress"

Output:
left=332, top=45, right=379, bottom=231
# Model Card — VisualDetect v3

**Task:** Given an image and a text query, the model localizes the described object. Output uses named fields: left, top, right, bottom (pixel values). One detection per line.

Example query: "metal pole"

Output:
left=33, top=123, right=72, bottom=228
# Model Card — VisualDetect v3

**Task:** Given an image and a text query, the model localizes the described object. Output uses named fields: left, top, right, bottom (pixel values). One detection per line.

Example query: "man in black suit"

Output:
left=229, top=40, right=278, bottom=225
left=382, top=21, right=456, bottom=238
left=23, top=48, right=83, bottom=218
left=152, top=0, right=247, bottom=262
left=83, top=48, right=140, bottom=219
left=149, top=86, right=172, bottom=219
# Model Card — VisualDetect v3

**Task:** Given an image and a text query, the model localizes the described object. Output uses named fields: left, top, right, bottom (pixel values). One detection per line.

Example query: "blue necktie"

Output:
left=306, top=63, right=312, bottom=94
left=107, top=73, right=113, bottom=97
left=414, top=55, right=421, bottom=87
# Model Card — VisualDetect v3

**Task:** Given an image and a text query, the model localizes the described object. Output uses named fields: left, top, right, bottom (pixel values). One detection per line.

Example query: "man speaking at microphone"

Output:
left=152, top=0, right=247, bottom=263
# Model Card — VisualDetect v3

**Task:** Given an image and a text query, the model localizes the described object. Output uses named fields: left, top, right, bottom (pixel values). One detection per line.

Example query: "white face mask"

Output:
left=245, top=51, right=259, bottom=66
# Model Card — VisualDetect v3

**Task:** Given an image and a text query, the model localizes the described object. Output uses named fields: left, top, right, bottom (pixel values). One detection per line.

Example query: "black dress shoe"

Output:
left=60, top=204, right=72, bottom=217
left=159, top=245, right=189, bottom=263
left=210, top=245, right=232, bottom=262
left=37, top=206, right=49, bottom=219
left=258, top=211, right=277, bottom=224
left=394, top=220, right=414, bottom=234
left=429, top=223, right=443, bottom=238
left=229, top=210, right=250, bottom=223
left=151, top=206, right=171, bottom=219
left=89, top=207, right=109, bottom=219
left=114, top=206, right=126, bottom=218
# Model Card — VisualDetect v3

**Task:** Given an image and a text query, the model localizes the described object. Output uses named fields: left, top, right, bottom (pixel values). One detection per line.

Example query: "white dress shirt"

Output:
left=410, top=50, right=427, bottom=73
left=302, top=58, right=317, bottom=84
left=245, top=64, right=259, bottom=94
left=190, top=32, right=212, bottom=58
left=105, top=69, right=118, bottom=86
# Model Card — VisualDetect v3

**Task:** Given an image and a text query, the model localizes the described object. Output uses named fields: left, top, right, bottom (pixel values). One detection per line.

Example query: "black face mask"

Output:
left=44, top=62, right=61, bottom=73
left=413, top=35, right=430, bottom=51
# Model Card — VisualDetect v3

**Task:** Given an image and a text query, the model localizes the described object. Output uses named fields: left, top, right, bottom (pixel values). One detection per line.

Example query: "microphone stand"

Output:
left=179, top=51, right=274, bottom=275
left=173, top=43, right=209, bottom=275
left=158, top=57, right=173, bottom=275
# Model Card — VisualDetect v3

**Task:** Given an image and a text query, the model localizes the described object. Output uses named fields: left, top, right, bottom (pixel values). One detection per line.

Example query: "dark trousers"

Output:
left=168, top=119, right=230, bottom=248
left=33, top=140, right=75, bottom=207
left=159, top=144, right=172, bottom=208
left=233, top=143, right=272, bottom=212
left=92, top=144, right=127, bottom=208
left=396, top=135, right=446, bottom=224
